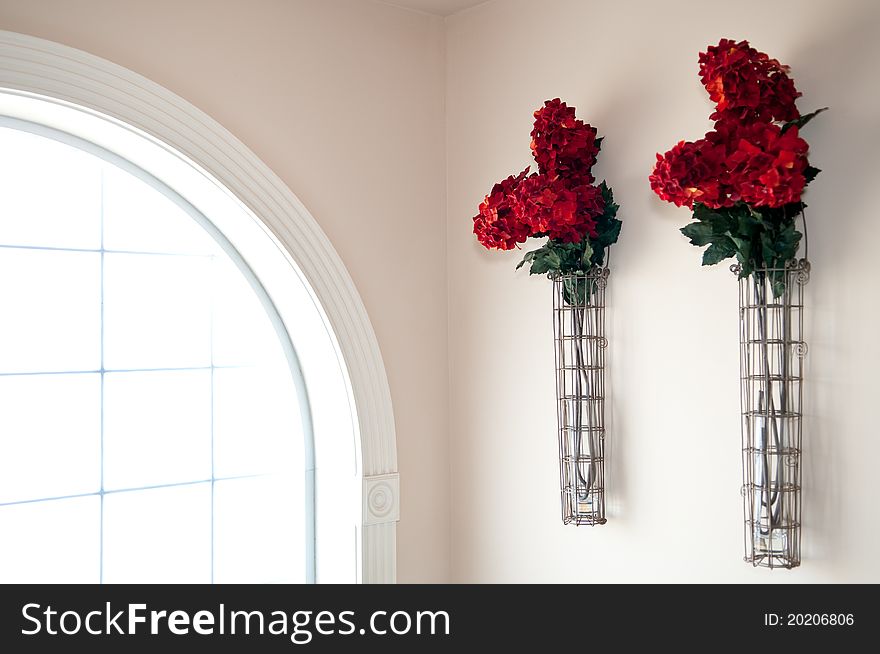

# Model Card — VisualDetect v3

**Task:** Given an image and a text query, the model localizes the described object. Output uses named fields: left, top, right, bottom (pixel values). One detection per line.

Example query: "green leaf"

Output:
left=776, top=223, right=802, bottom=261
left=702, top=237, right=737, bottom=266
left=680, top=222, right=716, bottom=246
left=804, top=166, right=821, bottom=184
left=691, top=203, right=714, bottom=222
left=768, top=268, right=789, bottom=297
left=736, top=210, right=759, bottom=235
left=781, top=107, right=828, bottom=134
left=730, top=235, right=749, bottom=252
left=760, top=231, right=777, bottom=265
left=693, top=203, right=736, bottom=233
left=734, top=249, right=753, bottom=279
left=773, top=283, right=786, bottom=298
left=528, top=258, right=548, bottom=275
left=580, top=242, right=594, bottom=269
left=594, top=137, right=604, bottom=151
left=516, top=249, right=537, bottom=271
left=562, top=276, right=591, bottom=306
left=531, top=243, right=562, bottom=275
left=598, top=182, right=619, bottom=221
left=747, top=205, right=765, bottom=221
left=597, top=218, right=622, bottom=248
left=529, top=250, right=560, bottom=275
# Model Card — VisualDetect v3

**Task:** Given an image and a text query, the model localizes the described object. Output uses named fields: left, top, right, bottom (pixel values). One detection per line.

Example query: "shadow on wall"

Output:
left=787, top=5, right=880, bottom=568
left=581, top=88, right=634, bottom=522
left=585, top=80, right=677, bottom=522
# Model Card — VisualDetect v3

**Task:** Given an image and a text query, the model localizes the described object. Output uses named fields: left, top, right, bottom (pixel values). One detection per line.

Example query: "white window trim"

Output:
left=0, top=30, right=398, bottom=583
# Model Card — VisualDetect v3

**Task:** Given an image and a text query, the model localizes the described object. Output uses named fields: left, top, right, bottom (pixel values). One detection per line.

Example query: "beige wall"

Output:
left=447, top=0, right=880, bottom=582
left=0, top=0, right=449, bottom=583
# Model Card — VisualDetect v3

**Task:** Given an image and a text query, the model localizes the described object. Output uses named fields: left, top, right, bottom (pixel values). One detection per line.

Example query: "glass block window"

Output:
left=0, top=126, right=308, bottom=583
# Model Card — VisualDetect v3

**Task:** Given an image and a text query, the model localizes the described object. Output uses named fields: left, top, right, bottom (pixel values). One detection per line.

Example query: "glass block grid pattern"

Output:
left=0, top=127, right=306, bottom=583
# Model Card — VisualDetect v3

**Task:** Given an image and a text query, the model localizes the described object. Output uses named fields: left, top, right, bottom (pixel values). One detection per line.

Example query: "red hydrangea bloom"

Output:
left=530, top=98, right=599, bottom=179
left=649, top=138, right=734, bottom=209
left=474, top=99, right=610, bottom=254
left=513, top=173, right=601, bottom=243
left=568, top=181, right=605, bottom=240
left=651, top=40, right=815, bottom=214
left=473, top=168, right=532, bottom=250
left=699, top=39, right=801, bottom=123
left=651, top=117, right=811, bottom=210
left=725, top=122, right=809, bottom=207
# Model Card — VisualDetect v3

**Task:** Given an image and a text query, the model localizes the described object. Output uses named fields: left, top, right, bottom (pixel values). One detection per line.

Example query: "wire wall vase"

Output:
left=553, top=268, right=609, bottom=526
left=734, top=258, right=810, bottom=568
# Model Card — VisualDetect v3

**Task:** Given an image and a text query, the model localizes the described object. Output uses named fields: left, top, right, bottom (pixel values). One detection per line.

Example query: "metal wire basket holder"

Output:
left=552, top=267, right=609, bottom=526
left=734, top=243, right=810, bottom=568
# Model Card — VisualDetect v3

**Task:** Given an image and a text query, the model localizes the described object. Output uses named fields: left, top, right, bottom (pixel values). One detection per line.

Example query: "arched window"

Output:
left=0, top=30, right=399, bottom=583
left=0, top=121, right=311, bottom=583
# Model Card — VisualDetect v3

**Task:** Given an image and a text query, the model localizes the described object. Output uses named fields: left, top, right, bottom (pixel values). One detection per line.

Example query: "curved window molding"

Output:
left=0, top=30, right=398, bottom=583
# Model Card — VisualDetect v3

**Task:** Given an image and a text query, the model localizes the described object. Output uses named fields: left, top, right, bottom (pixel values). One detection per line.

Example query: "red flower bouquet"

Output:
left=650, top=39, right=824, bottom=295
left=473, top=99, right=621, bottom=276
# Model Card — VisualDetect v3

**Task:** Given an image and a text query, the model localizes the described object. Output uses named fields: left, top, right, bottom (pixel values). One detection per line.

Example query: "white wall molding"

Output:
left=0, top=30, right=398, bottom=583
left=364, top=473, right=400, bottom=526
left=362, top=523, right=397, bottom=585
